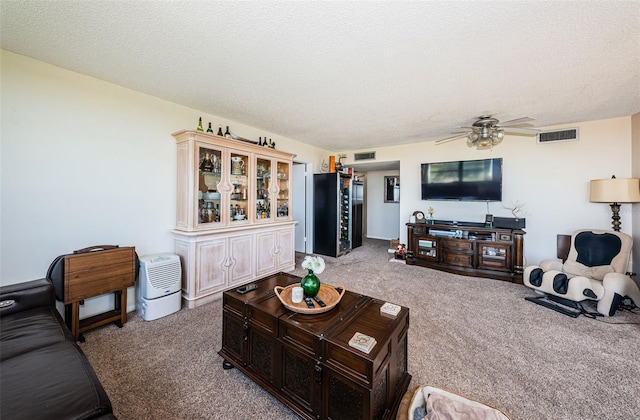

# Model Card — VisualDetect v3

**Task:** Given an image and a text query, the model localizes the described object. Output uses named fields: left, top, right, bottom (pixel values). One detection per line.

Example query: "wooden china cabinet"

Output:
left=172, top=130, right=297, bottom=308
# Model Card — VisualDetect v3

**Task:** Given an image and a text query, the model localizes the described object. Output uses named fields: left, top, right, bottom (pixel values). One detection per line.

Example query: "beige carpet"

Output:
left=80, top=238, right=640, bottom=419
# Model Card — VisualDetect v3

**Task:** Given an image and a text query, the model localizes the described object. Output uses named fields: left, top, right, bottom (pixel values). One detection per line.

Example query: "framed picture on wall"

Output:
left=384, top=176, right=399, bottom=203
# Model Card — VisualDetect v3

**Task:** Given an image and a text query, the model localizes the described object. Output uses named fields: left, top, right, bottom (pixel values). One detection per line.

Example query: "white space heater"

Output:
left=136, top=253, right=182, bottom=321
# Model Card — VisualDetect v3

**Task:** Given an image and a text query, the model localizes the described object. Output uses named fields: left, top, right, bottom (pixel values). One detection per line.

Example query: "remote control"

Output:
left=236, top=283, right=258, bottom=294
left=304, top=297, right=315, bottom=309
left=312, top=296, right=326, bottom=307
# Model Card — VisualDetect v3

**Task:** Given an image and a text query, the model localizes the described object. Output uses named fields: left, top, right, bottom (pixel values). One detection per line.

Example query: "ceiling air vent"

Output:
left=354, top=151, right=376, bottom=161
left=537, top=128, right=579, bottom=144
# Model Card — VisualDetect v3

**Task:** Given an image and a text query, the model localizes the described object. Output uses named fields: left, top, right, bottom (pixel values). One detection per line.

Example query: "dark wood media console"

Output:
left=406, top=222, right=525, bottom=283
left=219, top=272, right=411, bottom=420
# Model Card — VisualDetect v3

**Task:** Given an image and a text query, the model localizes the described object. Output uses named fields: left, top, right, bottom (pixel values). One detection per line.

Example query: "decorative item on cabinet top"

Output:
left=412, top=211, right=426, bottom=223
left=193, top=118, right=279, bottom=147
left=172, top=129, right=295, bottom=159
left=274, top=283, right=346, bottom=314
left=229, top=132, right=258, bottom=145
left=300, top=255, right=325, bottom=297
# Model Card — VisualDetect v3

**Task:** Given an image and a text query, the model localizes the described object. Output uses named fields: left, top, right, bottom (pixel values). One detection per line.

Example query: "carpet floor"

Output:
left=80, top=238, right=640, bottom=419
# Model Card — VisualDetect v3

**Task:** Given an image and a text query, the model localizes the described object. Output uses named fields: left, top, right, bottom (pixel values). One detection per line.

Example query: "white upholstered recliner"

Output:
left=523, top=229, right=640, bottom=317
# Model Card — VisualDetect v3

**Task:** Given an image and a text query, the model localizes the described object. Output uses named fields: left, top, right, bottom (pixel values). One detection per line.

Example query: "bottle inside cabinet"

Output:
left=230, top=153, right=249, bottom=222
left=339, top=175, right=351, bottom=252
left=256, top=158, right=271, bottom=219
left=276, top=161, right=289, bottom=218
left=198, top=147, right=222, bottom=224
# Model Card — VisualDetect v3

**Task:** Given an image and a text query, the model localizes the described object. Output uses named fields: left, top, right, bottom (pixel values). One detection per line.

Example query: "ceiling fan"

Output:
left=435, top=115, right=540, bottom=149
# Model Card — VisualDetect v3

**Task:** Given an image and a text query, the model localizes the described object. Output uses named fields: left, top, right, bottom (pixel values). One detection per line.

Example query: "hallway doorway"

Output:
left=292, top=161, right=312, bottom=253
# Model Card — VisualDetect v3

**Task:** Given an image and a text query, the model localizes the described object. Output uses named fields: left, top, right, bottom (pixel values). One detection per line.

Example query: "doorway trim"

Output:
left=293, top=160, right=314, bottom=254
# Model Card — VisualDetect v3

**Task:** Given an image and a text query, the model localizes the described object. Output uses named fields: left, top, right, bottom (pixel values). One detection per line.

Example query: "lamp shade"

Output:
left=590, top=177, right=640, bottom=203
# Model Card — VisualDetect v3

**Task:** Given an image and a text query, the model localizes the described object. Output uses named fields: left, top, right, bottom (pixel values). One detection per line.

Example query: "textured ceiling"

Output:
left=1, top=1, right=639, bottom=152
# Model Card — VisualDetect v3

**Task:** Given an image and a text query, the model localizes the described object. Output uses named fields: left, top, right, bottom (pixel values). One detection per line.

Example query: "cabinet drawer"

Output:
left=442, top=251, right=474, bottom=267
left=442, top=239, right=473, bottom=251
left=498, top=233, right=513, bottom=241
left=412, top=226, right=426, bottom=235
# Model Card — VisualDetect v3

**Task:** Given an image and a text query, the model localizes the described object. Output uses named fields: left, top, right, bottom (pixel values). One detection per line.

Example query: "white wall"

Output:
left=364, top=170, right=400, bottom=240
left=0, top=50, right=328, bottom=316
left=339, top=117, right=635, bottom=268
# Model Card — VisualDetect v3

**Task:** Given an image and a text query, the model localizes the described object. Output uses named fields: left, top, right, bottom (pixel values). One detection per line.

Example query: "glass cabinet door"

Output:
left=255, top=157, right=272, bottom=220
left=417, top=237, right=439, bottom=260
left=477, top=242, right=511, bottom=271
left=229, top=152, right=249, bottom=223
left=198, top=146, right=223, bottom=226
left=339, top=174, right=351, bottom=252
left=276, top=161, right=290, bottom=219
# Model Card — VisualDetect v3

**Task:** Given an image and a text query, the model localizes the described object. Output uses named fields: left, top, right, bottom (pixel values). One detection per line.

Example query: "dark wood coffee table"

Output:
left=219, top=272, right=411, bottom=420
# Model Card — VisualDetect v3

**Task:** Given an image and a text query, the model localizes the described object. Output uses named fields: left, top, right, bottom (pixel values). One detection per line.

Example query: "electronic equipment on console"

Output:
left=429, top=230, right=457, bottom=238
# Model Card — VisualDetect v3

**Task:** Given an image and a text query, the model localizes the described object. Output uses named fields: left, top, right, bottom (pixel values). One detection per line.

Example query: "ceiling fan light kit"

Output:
left=437, top=115, right=540, bottom=149
left=466, top=128, right=505, bottom=149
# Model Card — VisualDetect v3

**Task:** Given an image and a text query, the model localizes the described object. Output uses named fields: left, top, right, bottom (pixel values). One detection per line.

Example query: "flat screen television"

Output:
left=421, top=158, right=503, bottom=201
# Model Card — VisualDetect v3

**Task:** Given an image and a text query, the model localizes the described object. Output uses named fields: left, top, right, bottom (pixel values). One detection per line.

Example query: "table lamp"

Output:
left=589, top=176, right=640, bottom=231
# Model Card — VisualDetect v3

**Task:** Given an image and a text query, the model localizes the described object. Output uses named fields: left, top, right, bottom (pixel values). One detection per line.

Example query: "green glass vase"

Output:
left=301, top=269, right=321, bottom=297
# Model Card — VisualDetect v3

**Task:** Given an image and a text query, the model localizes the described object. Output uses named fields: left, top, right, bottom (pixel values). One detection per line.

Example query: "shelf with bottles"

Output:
left=199, top=200, right=221, bottom=224
left=275, top=161, right=290, bottom=219
left=199, top=147, right=223, bottom=175
left=275, top=202, right=289, bottom=217
left=230, top=185, right=248, bottom=222
left=197, top=147, right=222, bottom=226
left=229, top=182, right=248, bottom=201
left=229, top=203, right=248, bottom=222
left=256, top=201, right=271, bottom=219
left=276, top=162, right=289, bottom=181
left=228, top=151, right=249, bottom=223
left=255, top=157, right=272, bottom=221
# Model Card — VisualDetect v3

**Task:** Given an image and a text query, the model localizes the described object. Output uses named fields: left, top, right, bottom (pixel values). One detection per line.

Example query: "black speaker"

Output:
left=494, top=217, right=526, bottom=229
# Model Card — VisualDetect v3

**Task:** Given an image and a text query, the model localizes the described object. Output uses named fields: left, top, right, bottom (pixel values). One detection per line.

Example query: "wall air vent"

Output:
left=354, top=151, right=376, bottom=161
left=537, top=128, right=579, bottom=144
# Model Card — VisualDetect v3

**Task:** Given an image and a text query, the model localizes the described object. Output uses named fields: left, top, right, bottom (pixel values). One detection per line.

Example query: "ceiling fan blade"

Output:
left=435, top=133, right=468, bottom=145
left=454, top=126, right=475, bottom=130
left=502, top=127, right=540, bottom=135
left=499, top=117, right=536, bottom=126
